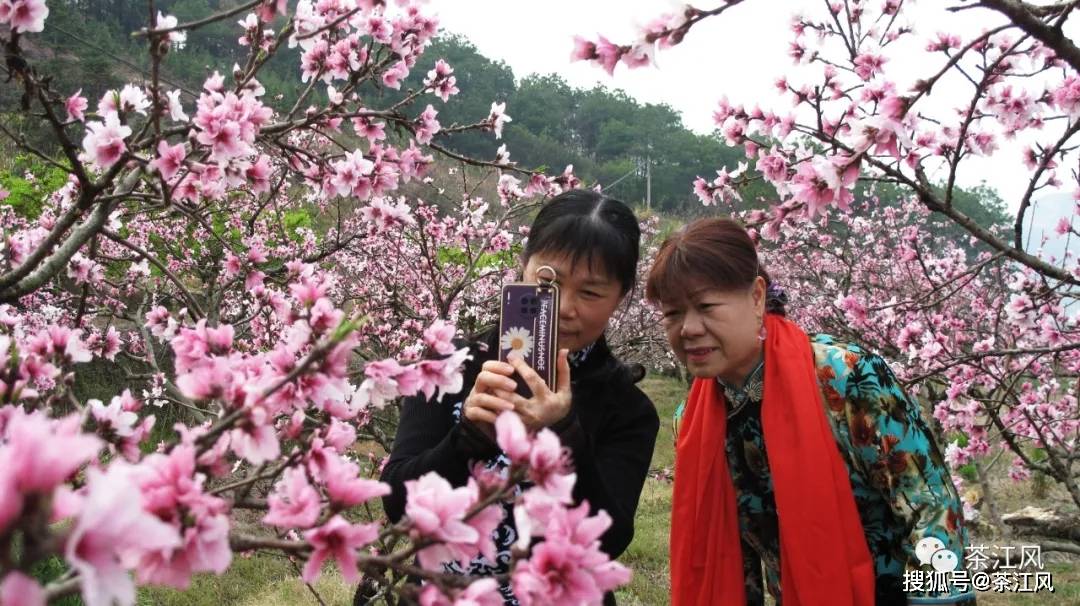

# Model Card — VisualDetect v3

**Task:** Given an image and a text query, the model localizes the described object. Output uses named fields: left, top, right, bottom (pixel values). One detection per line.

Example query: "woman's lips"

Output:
left=684, top=347, right=716, bottom=363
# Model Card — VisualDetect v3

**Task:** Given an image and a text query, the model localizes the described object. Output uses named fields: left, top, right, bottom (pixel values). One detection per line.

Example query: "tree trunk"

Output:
left=1001, top=506, right=1080, bottom=544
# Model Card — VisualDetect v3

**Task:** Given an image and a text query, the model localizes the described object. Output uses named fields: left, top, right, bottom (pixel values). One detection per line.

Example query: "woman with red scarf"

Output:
left=647, top=218, right=975, bottom=606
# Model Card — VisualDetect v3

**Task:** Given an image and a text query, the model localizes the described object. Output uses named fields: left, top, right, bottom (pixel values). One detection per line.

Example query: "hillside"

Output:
left=5, top=1, right=749, bottom=213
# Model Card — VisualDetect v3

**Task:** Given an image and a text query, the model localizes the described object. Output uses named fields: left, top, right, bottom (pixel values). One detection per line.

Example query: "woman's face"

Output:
left=660, top=277, right=766, bottom=383
left=523, top=252, right=624, bottom=353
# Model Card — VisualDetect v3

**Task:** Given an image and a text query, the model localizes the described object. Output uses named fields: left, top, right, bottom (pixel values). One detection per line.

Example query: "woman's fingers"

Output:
left=554, top=349, right=571, bottom=395
left=475, top=369, right=518, bottom=394
left=464, top=392, right=514, bottom=418
left=463, top=406, right=499, bottom=425
left=492, top=388, right=520, bottom=403
left=481, top=360, right=515, bottom=375
left=505, top=354, right=550, bottom=397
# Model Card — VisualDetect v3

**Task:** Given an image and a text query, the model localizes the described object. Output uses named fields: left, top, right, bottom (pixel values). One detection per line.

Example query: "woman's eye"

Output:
left=582, top=290, right=601, bottom=299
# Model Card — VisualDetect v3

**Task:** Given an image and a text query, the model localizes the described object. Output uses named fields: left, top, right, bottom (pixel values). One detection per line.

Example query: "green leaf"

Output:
left=283, top=209, right=313, bottom=241
left=957, top=463, right=977, bottom=481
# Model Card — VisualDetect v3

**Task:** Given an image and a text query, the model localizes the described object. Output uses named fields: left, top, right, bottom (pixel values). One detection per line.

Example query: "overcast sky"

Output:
left=432, top=1, right=1076, bottom=252
left=435, top=0, right=791, bottom=134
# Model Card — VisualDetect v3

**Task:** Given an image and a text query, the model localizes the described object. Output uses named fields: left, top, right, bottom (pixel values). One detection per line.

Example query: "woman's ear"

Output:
left=752, top=276, right=767, bottom=315
left=518, top=253, right=531, bottom=282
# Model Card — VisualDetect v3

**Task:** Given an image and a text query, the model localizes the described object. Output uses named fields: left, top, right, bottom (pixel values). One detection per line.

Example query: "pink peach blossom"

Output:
left=149, top=140, right=187, bottom=181
left=3, top=0, right=48, bottom=33
left=323, top=453, right=391, bottom=507
left=66, top=89, right=88, bottom=123
left=264, top=466, right=321, bottom=529
left=302, top=515, right=380, bottom=584
left=81, top=113, right=131, bottom=171
left=65, top=464, right=181, bottom=606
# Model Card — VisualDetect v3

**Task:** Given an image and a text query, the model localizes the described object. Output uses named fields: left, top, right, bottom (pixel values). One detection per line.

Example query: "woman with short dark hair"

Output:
left=374, top=189, right=659, bottom=605
left=649, top=217, right=974, bottom=606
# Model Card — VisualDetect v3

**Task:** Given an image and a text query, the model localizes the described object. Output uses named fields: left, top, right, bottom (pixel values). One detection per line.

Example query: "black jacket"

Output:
left=381, top=332, right=660, bottom=563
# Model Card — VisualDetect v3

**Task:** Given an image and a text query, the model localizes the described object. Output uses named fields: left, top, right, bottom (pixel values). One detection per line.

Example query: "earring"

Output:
left=757, top=320, right=766, bottom=342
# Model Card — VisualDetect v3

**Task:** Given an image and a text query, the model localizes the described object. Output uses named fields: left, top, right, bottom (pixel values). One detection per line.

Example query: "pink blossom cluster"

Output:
left=0, top=270, right=478, bottom=603
left=330, top=194, right=523, bottom=361
left=263, top=444, right=390, bottom=583
left=692, top=162, right=748, bottom=207
left=149, top=266, right=471, bottom=465
left=410, top=412, right=631, bottom=606
left=497, top=412, right=631, bottom=605
left=0, top=392, right=186, bottom=605
left=570, top=7, right=698, bottom=74
left=424, top=59, right=460, bottom=102
left=0, top=1, right=640, bottom=603
left=496, top=166, right=582, bottom=207
left=192, top=83, right=273, bottom=163
left=405, top=472, right=504, bottom=570
left=580, top=1, right=1080, bottom=240
left=290, top=0, right=438, bottom=86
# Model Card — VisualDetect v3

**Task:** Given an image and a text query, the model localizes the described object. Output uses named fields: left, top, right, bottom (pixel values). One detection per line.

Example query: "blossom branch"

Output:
left=135, top=0, right=264, bottom=38
left=980, top=0, right=1080, bottom=73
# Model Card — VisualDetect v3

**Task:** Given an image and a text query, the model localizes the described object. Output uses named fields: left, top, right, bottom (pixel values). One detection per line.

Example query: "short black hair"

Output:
left=523, top=189, right=640, bottom=295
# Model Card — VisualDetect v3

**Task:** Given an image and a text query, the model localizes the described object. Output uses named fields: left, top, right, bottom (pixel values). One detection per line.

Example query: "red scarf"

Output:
left=670, top=314, right=875, bottom=606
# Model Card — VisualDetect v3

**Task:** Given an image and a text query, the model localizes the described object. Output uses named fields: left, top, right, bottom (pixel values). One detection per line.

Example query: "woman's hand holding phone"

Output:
left=462, top=349, right=572, bottom=437
left=463, top=360, right=517, bottom=430
left=504, top=349, right=571, bottom=431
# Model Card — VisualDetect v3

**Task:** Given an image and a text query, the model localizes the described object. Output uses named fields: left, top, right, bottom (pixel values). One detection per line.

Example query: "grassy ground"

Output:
left=612, top=375, right=682, bottom=605
left=137, top=374, right=1077, bottom=605
left=139, top=555, right=354, bottom=606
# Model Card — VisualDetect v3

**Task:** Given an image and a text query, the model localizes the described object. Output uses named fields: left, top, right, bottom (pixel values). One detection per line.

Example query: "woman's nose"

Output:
left=559, top=297, right=578, bottom=321
left=561, top=298, right=578, bottom=319
left=679, top=310, right=705, bottom=337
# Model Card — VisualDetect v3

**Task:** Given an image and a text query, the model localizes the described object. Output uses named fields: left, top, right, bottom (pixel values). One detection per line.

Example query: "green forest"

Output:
left=5, top=0, right=1010, bottom=226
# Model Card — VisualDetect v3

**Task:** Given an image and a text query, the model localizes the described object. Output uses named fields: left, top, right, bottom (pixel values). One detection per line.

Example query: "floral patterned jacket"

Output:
left=674, top=334, right=975, bottom=606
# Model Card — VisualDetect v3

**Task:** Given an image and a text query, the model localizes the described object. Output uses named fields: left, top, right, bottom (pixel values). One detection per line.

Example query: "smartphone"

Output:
left=497, top=281, right=560, bottom=398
